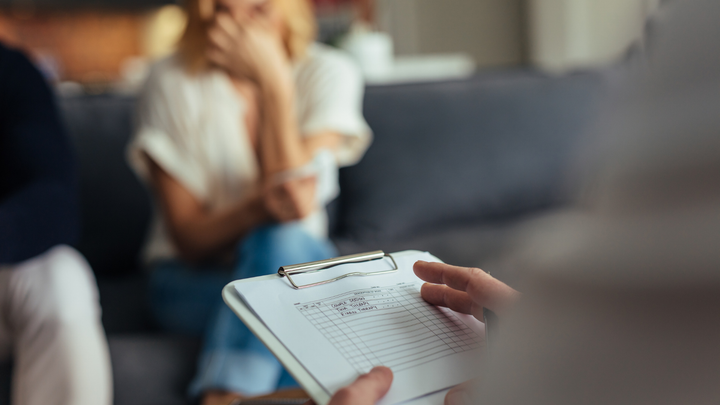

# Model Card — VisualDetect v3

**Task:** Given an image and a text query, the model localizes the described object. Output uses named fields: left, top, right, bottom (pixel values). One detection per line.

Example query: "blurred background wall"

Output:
left=0, top=0, right=660, bottom=88
left=528, top=0, right=660, bottom=72
left=0, top=4, right=186, bottom=86
left=0, top=10, right=145, bottom=83
left=376, top=0, right=527, bottom=68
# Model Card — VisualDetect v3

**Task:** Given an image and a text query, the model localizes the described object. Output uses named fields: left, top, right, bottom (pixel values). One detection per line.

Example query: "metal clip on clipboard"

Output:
left=278, top=250, right=398, bottom=289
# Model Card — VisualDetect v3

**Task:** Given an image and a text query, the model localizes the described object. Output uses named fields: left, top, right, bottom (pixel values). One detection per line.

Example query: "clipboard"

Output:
left=221, top=250, right=426, bottom=405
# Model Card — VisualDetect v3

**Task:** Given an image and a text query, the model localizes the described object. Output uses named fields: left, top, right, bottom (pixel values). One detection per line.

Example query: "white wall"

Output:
left=375, top=0, right=660, bottom=72
left=376, top=0, right=526, bottom=68
left=528, top=0, right=660, bottom=72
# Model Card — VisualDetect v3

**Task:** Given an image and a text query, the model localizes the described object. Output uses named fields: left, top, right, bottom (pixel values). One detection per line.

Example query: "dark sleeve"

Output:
left=0, top=45, right=79, bottom=265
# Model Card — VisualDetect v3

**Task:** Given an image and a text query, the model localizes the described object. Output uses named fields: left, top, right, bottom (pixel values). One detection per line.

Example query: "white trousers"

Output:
left=0, top=246, right=112, bottom=405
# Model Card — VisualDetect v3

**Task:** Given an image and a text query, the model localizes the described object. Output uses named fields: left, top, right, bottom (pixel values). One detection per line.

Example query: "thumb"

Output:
left=444, top=379, right=477, bottom=405
left=329, top=367, right=394, bottom=405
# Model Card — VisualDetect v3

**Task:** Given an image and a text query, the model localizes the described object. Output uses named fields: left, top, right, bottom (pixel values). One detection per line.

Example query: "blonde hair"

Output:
left=178, top=0, right=317, bottom=73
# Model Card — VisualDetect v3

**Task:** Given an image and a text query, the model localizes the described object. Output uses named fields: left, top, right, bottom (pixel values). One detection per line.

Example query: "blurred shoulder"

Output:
left=0, top=43, right=46, bottom=87
left=0, top=43, right=56, bottom=117
left=144, top=53, right=196, bottom=94
left=295, top=43, right=362, bottom=85
left=0, top=43, right=30, bottom=69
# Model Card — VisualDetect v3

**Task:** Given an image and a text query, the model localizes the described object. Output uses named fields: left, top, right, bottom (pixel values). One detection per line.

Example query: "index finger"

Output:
left=215, top=12, right=243, bottom=38
left=413, top=261, right=519, bottom=315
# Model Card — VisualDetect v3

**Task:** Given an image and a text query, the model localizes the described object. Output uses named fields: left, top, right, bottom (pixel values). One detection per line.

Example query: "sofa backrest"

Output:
left=337, top=70, right=605, bottom=242
left=61, top=94, right=151, bottom=276
left=60, top=70, right=605, bottom=275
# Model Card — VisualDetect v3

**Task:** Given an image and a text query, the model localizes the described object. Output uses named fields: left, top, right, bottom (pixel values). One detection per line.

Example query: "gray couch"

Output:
left=46, top=70, right=603, bottom=405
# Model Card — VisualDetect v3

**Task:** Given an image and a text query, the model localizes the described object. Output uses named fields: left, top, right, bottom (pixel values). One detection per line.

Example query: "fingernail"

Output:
left=445, top=388, right=472, bottom=405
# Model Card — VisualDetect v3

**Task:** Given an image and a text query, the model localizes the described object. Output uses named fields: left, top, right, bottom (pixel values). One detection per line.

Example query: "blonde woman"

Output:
left=128, top=0, right=371, bottom=402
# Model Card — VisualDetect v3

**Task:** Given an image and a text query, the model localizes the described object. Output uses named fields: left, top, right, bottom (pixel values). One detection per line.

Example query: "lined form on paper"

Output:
left=296, top=284, right=480, bottom=373
left=234, top=251, right=484, bottom=405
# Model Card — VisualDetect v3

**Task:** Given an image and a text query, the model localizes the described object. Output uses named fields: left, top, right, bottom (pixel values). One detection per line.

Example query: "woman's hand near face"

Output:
left=206, top=7, right=308, bottom=177
left=206, top=11, right=292, bottom=88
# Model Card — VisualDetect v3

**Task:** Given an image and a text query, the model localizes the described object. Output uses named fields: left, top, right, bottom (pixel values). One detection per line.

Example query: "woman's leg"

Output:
left=189, top=223, right=336, bottom=398
left=149, top=261, right=232, bottom=336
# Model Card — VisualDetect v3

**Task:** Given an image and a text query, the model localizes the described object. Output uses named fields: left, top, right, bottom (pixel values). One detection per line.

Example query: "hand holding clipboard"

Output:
left=224, top=250, right=519, bottom=405
left=312, top=260, right=520, bottom=405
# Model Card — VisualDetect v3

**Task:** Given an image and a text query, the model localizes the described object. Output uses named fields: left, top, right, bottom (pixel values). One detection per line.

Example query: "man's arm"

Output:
left=0, top=45, right=79, bottom=264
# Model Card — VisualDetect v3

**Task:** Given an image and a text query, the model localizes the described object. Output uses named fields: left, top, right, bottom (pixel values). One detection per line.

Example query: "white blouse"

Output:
left=128, top=43, right=372, bottom=263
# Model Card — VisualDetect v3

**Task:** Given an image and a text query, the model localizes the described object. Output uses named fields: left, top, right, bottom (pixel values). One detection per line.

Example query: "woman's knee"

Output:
left=242, top=223, right=305, bottom=249
left=240, top=223, right=323, bottom=257
left=236, top=223, right=335, bottom=277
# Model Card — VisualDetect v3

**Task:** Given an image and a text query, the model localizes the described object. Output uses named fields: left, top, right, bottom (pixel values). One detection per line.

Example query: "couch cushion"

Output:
left=60, top=94, right=151, bottom=276
left=109, top=335, right=200, bottom=405
left=336, top=71, right=605, bottom=243
left=97, top=274, right=156, bottom=334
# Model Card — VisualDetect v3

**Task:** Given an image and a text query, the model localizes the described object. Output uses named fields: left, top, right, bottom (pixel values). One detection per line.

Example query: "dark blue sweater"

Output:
left=0, top=44, right=79, bottom=265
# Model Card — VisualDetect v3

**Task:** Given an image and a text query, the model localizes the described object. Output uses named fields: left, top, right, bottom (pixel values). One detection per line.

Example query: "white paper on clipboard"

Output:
left=222, top=250, right=484, bottom=405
